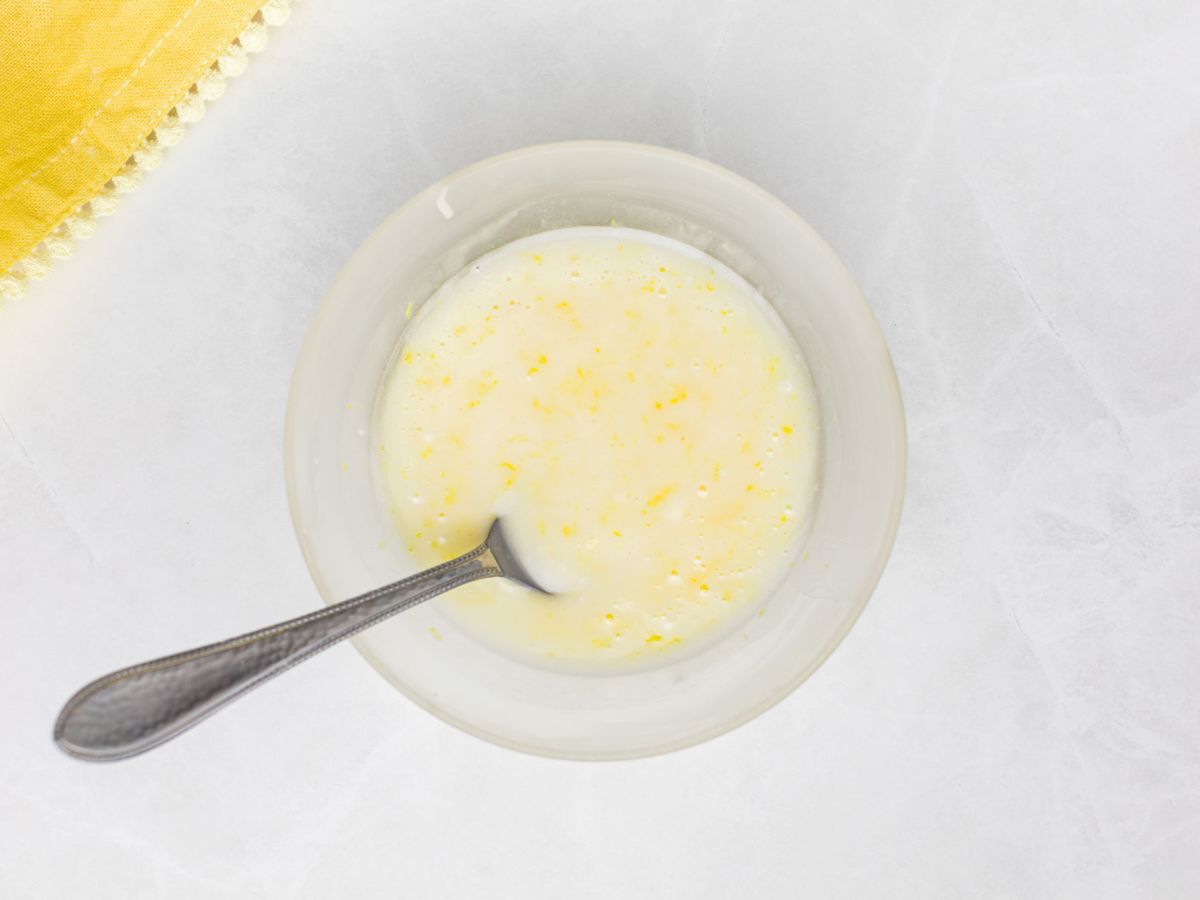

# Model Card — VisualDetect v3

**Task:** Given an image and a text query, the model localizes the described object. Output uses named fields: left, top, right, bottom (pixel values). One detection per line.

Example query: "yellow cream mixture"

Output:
left=377, top=227, right=819, bottom=666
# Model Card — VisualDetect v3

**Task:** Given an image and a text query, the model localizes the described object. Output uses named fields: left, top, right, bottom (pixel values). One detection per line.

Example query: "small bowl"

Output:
left=284, top=141, right=905, bottom=759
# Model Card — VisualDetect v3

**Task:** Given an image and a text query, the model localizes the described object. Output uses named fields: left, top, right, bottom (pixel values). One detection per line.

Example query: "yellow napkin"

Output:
left=0, top=0, right=293, bottom=303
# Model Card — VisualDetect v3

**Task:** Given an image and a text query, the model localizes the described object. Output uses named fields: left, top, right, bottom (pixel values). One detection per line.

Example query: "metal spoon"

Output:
left=54, top=519, right=548, bottom=762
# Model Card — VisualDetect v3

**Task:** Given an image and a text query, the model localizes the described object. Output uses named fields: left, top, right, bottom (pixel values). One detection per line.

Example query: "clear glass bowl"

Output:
left=284, top=141, right=906, bottom=759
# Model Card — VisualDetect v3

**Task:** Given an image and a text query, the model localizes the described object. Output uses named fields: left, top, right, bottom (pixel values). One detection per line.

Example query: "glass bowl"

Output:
left=284, top=141, right=905, bottom=759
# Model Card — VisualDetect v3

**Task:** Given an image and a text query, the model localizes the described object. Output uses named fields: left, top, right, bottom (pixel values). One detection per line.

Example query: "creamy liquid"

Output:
left=377, top=227, right=819, bottom=666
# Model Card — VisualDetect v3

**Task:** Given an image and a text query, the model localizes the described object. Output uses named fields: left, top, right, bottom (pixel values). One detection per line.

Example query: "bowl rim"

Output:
left=284, top=139, right=907, bottom=760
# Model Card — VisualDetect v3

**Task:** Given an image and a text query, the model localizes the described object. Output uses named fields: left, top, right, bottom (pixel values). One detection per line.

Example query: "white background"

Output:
left=2, top=1, right=1198, bottom=896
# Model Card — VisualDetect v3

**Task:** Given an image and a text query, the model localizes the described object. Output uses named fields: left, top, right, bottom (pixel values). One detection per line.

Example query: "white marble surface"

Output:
left=2, top=1, right=1199, bottom=896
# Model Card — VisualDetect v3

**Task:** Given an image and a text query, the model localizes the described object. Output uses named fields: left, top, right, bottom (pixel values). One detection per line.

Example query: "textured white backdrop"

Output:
left=2, top=1, right=1198, bottom=896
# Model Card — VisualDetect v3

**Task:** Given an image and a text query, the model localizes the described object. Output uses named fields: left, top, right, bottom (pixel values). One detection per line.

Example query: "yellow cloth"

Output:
left=0, top=1, right=266, bottom=275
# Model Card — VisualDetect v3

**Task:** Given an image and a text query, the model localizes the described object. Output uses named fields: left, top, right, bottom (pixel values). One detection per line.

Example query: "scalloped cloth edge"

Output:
left=0, top=0, right=297, bottom=307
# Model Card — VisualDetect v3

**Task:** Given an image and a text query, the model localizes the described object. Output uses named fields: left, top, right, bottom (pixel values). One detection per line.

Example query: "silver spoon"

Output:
left=54, top=519, right=549, bottom=762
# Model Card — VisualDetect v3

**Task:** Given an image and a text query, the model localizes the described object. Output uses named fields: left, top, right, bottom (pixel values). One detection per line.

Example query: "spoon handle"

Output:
left=54, top=544, right=498, bottom=762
